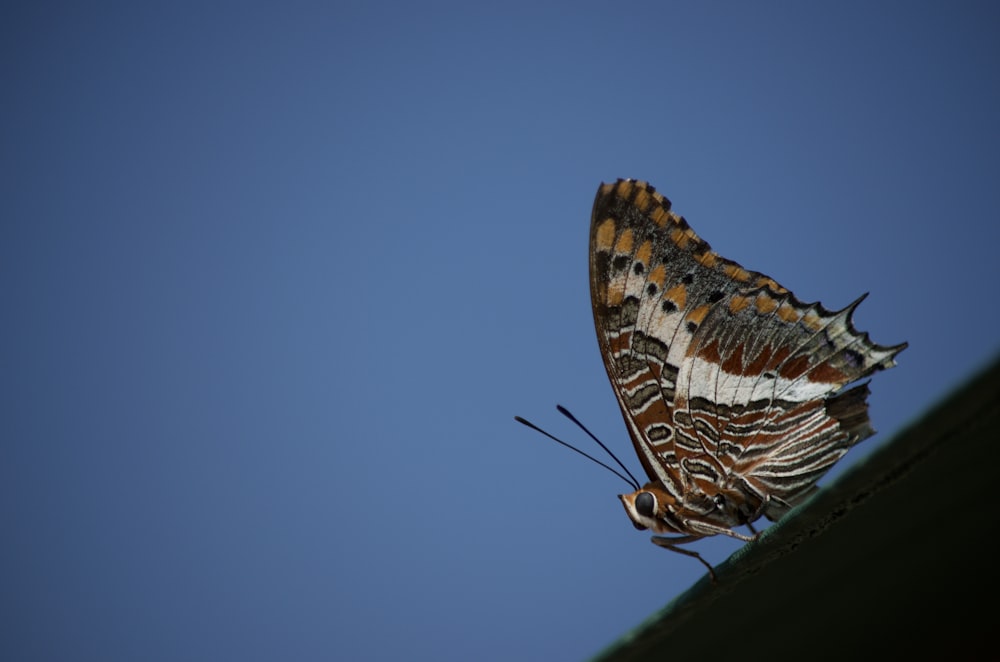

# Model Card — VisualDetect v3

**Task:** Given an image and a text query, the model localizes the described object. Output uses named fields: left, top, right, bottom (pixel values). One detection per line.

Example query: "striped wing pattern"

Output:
left=590, top=180, right=906, bottom=536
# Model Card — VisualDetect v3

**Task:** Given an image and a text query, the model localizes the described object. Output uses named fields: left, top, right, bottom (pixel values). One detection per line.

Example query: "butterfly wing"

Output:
left=677, top=287, right=907, bottom=515
left=590, top=179, right=706, bottom=496
left=590, top=179, right=906, bottom=516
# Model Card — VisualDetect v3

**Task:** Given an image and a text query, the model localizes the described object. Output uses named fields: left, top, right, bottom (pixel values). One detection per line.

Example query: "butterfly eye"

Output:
left=714, top=494, right=726, bottom=510
left=635, top=491, right=655, bottom=518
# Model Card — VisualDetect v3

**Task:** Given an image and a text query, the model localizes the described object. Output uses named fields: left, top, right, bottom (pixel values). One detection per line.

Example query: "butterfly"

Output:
left=520, top=179, right=906, bottom=579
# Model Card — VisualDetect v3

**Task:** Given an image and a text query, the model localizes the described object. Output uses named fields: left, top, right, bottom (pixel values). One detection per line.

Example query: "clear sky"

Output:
left=3, top=3, right=999, bottom=661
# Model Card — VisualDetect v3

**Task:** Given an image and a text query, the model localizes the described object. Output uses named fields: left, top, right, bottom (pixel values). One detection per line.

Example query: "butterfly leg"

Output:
left=650, top=536, right=717, bottom=583
left=741, top=495, right=771, bottom=538
left=682, top=519, right=757, bottom=542
left=738, top=494, right=795, bottom=539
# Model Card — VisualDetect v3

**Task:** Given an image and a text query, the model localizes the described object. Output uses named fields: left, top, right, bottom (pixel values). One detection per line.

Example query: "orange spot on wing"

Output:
left=802, top=312, right=823, bottom=331
left=755, top=276, right=787, bottom=293
left=664, top=284, right=687, bottom=309
left=729, top=295, right=750, bottom=314
left=755, top=292, right=778, bottom=314
left=723, top=264, right=751, bottom=282
left=695, top=250, right=718, bottom=268
left=648, top=264, right=666, bottom=289
left=777, top=302, right=800, bottom=323
left=670, top=226, right=691, bottom=249
left=614, top=228, right=634, bottom=254
left=595, top=219, right=616, bottom=250
left=687, top=304, right=711, bottom=325
left=633, top=187, right=651, bottom=211
left=607, top=282, right=624, bottom=306
left=650, top=206, right=669, bottom=226
left=636, top=240, right=652, bottom=266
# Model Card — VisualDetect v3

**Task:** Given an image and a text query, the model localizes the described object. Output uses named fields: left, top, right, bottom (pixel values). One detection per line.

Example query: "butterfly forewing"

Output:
left=589, top=182, right=687, bottom=497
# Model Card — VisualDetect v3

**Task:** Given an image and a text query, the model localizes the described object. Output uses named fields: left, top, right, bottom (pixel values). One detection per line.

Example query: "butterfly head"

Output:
left=619, top=484, right=677, bottom=534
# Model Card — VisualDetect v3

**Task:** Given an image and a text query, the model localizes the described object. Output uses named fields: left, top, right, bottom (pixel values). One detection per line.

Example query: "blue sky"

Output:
left=3, top=2, right=999, bottom=660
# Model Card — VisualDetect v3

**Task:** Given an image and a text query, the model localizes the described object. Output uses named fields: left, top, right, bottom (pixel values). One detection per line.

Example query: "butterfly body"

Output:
left=590, top=180, right=906, bottom=564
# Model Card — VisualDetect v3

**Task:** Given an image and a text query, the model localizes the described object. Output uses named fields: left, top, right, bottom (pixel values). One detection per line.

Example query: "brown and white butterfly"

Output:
left=518, top=179, right=906, bottom=579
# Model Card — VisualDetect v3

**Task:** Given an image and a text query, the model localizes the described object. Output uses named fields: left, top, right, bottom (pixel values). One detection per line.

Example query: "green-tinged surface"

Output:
left=595, top=355, right=1000, bottom=661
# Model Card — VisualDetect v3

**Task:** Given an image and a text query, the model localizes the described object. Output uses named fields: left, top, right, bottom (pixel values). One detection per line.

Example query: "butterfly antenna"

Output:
left=555, top=405, right=642, bottom=490
left=514, top=412, right=640, bottom=491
